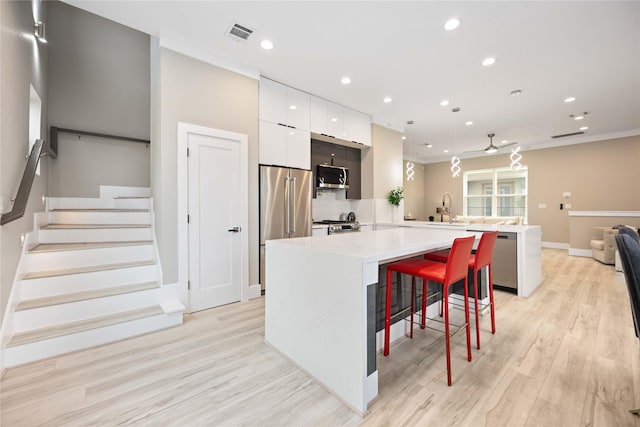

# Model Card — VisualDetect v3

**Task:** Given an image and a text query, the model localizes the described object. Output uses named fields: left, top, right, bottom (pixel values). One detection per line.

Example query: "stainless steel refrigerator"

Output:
left=260, top=165, right=312, bottom=289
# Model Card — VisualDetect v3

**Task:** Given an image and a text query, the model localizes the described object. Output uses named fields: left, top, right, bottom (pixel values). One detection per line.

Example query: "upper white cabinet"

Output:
left=259, top=121, right=310, bottom=170
left=310, top=95, right=327, bottom=134
left=259, top=78, right=310, bottom=131
left=309, top=97, right=371, bottom=146
left=326, top=102, right=344, bottom=139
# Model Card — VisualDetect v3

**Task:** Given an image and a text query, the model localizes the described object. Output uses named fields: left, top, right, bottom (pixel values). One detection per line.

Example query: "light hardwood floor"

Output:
left=1, top=249, right=639, bottom=426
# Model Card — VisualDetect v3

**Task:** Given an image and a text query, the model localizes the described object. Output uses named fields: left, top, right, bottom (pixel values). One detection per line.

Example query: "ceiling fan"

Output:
left=467, top=133, right=518, bottom=154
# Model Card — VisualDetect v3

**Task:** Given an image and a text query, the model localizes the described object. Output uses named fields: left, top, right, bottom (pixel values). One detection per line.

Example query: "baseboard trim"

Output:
left=248, top=284, right=262, bottom=300
left=568, top=248, right=593, bottom=257
left=542, top=241, right=569, bottom=250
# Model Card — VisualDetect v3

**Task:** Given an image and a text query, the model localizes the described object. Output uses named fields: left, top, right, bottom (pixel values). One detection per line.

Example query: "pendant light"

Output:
left=510, top=89, right=524, bottom=170
left=450, top=107, right=461, bottom=177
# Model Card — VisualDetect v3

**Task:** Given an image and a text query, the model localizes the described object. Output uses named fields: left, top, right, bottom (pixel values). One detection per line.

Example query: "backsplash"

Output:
left=312, top=190, right=403, bottom=224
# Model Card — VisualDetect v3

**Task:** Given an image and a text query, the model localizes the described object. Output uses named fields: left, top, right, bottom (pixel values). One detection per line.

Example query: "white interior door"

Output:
left=188, top=132, right=242, bottom=311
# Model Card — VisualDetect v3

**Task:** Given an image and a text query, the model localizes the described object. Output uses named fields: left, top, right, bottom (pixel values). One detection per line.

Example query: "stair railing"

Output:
left=1, top=138, right=46, bottom=225
left=49, top=126, right=150, bottom=155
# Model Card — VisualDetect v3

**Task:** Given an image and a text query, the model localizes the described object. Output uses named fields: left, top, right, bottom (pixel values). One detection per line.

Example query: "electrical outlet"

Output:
left=565, top=203, right=572, bottom=209
left=538, top=203, right=547, bottom=208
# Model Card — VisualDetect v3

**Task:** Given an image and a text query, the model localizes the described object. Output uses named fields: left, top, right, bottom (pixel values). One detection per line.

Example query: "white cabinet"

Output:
left=259, top=78, right=287, bottom=125
left=326, top=102, right=344, bottom=139
left=312, top=226, right=328, bottom=237
left=352, top=110, right=372, bottom=147
left=259, top=78, right=310, bottom=131
left=310, top=97, right=372, bottom=146
left=343, top=108, right=372, bottom=146
left=310, top=95, right=327, bottom=134
left=259, top=121, right=310, bottom=170
left=286, top=87, right=310, bottom=131
left=286, top=127, right=311, bottom=170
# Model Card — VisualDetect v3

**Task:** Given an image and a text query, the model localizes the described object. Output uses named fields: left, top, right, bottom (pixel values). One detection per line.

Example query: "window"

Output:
left=463, top=167, right=528, bottom=221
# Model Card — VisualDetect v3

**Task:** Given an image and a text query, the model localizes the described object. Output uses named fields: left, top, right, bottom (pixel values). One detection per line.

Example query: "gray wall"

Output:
left=0, top=0, right=49, bottom=321
left=47, top=1, right=150, bottom=197
left=152, top=47, right=259, bottom=287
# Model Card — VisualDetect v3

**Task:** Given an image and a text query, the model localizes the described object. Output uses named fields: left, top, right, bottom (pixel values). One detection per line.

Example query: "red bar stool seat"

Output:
left=424, top=231, right=498, bottom=350
left=384, top=235, right=475, bottom=386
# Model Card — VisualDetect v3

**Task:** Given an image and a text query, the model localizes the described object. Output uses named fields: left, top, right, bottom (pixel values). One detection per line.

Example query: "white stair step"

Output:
left=16, top=281, right=159, bottom=311
left=41, top=223, right=151, bottom=229
left=47, top=210, right=151, bottom=225
left=8, top=305, right=165, bottom=348
left=22, top=260, right=155, bottom=280
left=100, top=185, right=150, bottom=198
left=20, top=262, right=158, bottom=299
left=13, top=285, right=162, bottom=331
left=47, top=197, right=115, bottom=210
left=25, top=243, right=154, bottom=272
left=114, top=197, right=150, bottom=209
left=3, top=307, right=182, bottom=367
left=38, top=225, right=153, bottom=243
left=28, top=240, right=153, bottom=253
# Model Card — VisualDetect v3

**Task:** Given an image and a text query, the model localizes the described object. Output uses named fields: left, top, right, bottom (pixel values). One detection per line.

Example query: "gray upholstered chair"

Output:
left=590, top=227, right=618, bottom=264
left=615, top=232, right=640, bottom=415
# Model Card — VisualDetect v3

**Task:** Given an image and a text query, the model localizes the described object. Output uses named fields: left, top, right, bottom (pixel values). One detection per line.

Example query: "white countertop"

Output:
left=379, top=220, right=540, bottom=233
left=268, top=227, right=474, bottom=263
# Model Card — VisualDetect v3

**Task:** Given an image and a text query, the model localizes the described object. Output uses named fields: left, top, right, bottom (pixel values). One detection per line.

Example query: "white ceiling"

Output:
left=64, top=1, right=640, bottom=163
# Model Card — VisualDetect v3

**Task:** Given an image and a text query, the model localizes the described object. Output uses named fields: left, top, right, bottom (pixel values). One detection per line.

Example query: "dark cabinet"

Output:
left=311, top=140, right=361, bottom=199
left=344, top=148, right=361, bottom=200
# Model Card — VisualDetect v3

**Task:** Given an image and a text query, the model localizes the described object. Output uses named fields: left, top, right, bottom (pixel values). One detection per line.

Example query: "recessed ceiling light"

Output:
left=341, top=76, right=351, bottom=85
left=444, top=149, right=449, bottom=153
left=564, top=97, right=576, bottom=103
left=444, top=18, right=460, bottom=31
left=574, top=115, right=584, bottom=121
left=383, top=97, right=392, bottom=103
left=426, top=144, right=433, bottom=148
left=501, top=140, right=509, bottom=144
left=289, top=105, right=297, bottom=110
left=482, top=57, right=496, bottom=66
left=580, top=126, right=589, bottom=131
left=402, top=136, right=406, bottom=140
left=260, top=40, right=273, bottom=50
left=440, top=100, right=449, bottom=106
left=465, top=121, right=473, bottom=126
left=330, top=117, right=338, bottom=122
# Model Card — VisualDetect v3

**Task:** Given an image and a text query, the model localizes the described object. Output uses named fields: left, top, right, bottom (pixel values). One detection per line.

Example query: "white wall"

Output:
left=46, top=1, right=150, bottom=197
left=0, top=0, right=49, bottom=321
left=152, top=47, right=259, bottom=287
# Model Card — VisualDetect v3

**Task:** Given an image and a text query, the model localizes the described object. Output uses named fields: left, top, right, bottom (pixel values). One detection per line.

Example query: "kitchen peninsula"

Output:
left=264, top=227, right=475, bottom=415
left=265, top=225, right=542, bottom=416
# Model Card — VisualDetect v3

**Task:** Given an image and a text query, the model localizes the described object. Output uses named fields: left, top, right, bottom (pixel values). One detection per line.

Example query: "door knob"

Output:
left=228, top=227, right=241, bottom=232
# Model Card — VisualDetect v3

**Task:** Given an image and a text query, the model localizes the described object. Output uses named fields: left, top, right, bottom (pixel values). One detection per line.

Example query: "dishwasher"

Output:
left=492, top=232, right=518, bottom=293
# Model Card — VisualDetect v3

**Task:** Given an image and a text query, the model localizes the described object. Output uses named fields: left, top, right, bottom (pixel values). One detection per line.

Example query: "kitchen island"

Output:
left=378, top=221, right=543, bottom=297
left=264, top=227, right=474, bottom=416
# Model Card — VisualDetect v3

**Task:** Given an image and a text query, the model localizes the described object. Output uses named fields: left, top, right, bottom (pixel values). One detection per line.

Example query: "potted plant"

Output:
left=388, top=186, right=404, bottom=207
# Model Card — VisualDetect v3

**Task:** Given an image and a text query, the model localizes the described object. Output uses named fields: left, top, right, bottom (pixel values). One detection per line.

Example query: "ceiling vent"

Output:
left=551, top=131, right=585, bottom=139
left=228, top=22, right=254, bottom=41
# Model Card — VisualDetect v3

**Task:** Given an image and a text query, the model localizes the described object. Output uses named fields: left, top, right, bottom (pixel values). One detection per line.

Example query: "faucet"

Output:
left=442, top=192, right=453, bottom=223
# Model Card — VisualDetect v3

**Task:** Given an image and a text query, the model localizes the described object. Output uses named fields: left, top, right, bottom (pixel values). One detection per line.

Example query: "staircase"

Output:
left=1, top=186, right=184, bottom=368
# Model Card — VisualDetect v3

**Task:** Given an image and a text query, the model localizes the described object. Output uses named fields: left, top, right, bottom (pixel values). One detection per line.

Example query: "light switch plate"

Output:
left=562, top=192, right=571, bottom=198
left=538, top=203, right=547, bottom=208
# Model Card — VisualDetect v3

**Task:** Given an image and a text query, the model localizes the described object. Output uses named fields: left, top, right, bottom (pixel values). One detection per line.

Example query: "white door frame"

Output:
left=177, top=122, right=249, bottom=312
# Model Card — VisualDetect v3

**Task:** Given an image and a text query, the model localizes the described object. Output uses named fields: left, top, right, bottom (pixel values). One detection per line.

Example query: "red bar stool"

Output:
left=424, top=231, right=498, bottom=349
left=384, top=235, right=475, bottom=386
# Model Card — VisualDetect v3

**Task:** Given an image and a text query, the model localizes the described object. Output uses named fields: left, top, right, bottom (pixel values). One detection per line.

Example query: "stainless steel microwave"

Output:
left=316, top=164, right=349, bottom=189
